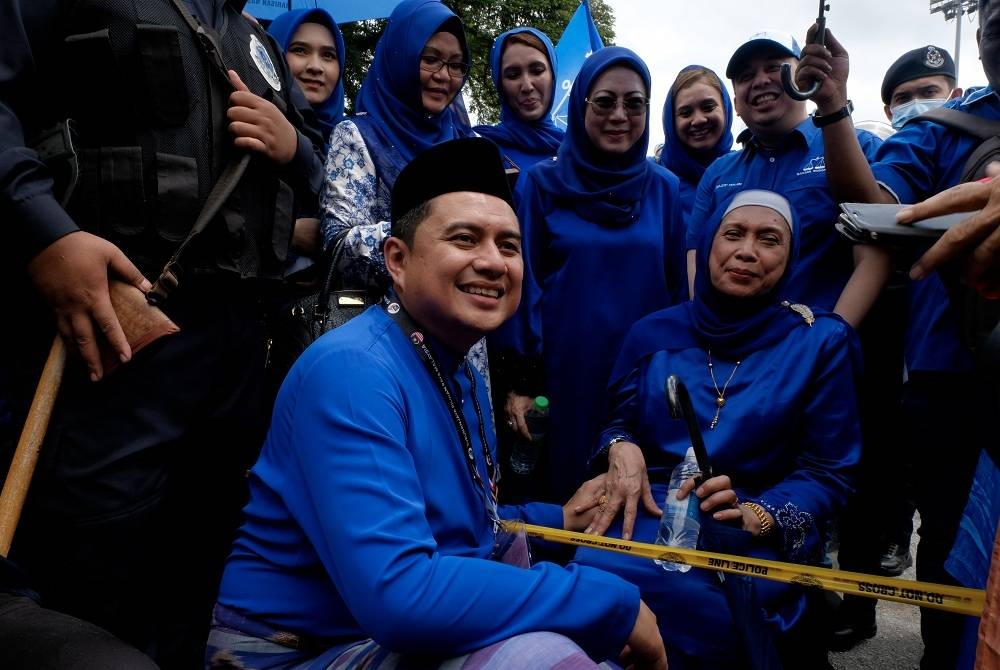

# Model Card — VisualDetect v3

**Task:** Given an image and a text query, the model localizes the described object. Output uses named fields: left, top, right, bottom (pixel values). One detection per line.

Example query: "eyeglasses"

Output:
left=585, top=95, right=650, bottom=117
left=419, top=55, right=470, bottom=78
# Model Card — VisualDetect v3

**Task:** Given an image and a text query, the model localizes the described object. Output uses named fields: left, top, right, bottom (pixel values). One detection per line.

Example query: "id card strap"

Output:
left=382, top=297, right=498, bottom=518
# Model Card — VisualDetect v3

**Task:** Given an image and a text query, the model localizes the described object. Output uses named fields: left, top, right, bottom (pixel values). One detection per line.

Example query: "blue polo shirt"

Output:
left=870, top=86, right=1000, bottom=373
left=686, top=118, right=883, bottom=311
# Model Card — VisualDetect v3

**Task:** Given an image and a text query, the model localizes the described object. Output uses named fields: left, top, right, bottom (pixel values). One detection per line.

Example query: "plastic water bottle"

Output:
left=655, top=446, right=702, bottom=572
left=509, top=396, right=549, bottom=475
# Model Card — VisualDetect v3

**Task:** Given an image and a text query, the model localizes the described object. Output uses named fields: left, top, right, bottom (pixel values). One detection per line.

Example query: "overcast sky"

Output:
left=604, top=0, right=986, bottom=150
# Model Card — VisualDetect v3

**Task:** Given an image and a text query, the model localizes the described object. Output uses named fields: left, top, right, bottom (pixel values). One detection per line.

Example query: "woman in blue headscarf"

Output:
left=657, top=65, right=734, bottom=220
left=496, top=46, right=686, bottom=503
left=318, top=0, right=471, bottom=291
left=267, top=8, right=346, bottom=147
left=473, top=27, right=564, bottom=175
left=576, top=190, right=861, bottom=669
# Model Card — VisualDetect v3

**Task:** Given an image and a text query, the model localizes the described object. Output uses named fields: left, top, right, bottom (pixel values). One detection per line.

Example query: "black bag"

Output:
left=266, top=235, right=380, bottom=387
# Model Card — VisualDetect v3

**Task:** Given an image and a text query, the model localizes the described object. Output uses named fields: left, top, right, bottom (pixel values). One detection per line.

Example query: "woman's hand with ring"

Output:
left=585, top=440, right=660, bottom=540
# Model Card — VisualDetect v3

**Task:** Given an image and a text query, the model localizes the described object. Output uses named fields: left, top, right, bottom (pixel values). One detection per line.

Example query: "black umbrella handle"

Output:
left=780, top=0, right=830, bottom=101
left=665, top=375, right=713, bottom=482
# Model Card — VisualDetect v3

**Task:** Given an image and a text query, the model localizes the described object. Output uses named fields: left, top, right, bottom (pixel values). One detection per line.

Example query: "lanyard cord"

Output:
left=383, top=297, right=499, bottom=522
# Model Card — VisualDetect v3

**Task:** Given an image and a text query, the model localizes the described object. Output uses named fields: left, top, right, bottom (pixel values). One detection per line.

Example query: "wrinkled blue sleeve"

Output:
left=284, top=345, right=640, bottom=659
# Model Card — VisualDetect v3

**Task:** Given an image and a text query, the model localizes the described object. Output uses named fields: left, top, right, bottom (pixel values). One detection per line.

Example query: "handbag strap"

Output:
left=313, top=233, right=352, bottom=326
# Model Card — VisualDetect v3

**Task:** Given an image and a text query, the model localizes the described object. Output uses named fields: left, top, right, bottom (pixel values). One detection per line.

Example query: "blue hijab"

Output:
left=660, top=65, right=734, bottom=185
left=612, top=190, right=828, bottom=375
left=354, top=0, right=470, bottom=176
left=473, top=28, right=564, bottom=166
left=531, top=46, right=654, bottom=226
left=267, top=8, right=346, bottom=143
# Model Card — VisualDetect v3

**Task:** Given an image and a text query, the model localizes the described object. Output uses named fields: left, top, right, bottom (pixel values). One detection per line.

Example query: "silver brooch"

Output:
left=781, top=301, right=815, bottom=326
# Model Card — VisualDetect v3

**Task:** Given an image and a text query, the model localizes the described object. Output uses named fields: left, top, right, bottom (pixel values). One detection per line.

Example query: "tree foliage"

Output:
left=338, top=0, right=616, bottom=123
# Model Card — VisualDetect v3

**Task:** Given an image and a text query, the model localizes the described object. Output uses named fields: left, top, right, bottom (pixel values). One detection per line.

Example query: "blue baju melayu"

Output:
left=473, top=27, right=565, bottom=173
left=573, top=195, right=861, bottom=668
left=656, top=65, right=734, bottom=221
left=211, top=300, right=641, bottom=668
left=500, top=47, right=686, bottom=502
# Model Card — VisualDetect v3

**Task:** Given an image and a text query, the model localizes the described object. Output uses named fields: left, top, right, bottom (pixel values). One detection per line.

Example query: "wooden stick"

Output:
left=0, top=336, right=66, bottom=557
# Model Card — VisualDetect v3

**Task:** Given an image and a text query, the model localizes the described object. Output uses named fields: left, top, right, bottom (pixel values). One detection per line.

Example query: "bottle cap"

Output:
left=533, top=396, right=550, bottom=410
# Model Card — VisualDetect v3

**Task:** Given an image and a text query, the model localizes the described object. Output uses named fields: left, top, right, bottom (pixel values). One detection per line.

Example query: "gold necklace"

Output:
left=707, top=350, right=741, bottom=430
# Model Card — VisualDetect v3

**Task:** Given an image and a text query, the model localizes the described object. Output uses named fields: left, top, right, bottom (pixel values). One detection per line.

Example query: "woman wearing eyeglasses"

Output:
left=318, top=0, right=472, bottom=292
left=496, top=46, right=687, bottom=504
left=473, top=27, right=564, bottom=176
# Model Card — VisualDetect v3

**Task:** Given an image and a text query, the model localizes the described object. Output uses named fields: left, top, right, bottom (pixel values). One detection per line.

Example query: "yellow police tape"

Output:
left=507, top=522, right=985, bottom=617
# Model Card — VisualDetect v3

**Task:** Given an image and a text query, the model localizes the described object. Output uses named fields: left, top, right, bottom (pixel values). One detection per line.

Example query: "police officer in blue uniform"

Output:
left=0, top=0, right=324, bottom=665
left=798, top=14, right=998, bottom=668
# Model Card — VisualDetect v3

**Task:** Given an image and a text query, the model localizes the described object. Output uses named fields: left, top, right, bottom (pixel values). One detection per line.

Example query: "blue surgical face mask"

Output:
left=890, top=97, right=950, bottom=130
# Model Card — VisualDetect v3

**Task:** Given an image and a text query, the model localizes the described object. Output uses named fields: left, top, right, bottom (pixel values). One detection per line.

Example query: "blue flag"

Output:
left=551, top=0, right=604, bottom=129
left=246, top=0, right=402, bottom=23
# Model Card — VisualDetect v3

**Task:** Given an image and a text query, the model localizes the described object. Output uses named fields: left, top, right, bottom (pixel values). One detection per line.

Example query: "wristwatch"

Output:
left=812, top=100, right=853, bottom=128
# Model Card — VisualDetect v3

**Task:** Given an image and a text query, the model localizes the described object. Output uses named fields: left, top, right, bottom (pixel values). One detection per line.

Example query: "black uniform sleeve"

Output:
left=0, top=0, right=81, bottom=262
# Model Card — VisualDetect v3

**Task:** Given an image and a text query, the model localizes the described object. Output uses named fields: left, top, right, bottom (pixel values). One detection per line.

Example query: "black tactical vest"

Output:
left=46, top=0, right=302, bottom=280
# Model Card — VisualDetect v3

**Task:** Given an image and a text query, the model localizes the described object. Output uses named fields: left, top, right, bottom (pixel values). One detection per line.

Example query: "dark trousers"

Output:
left=0, top=592, right=159, bottom=670
left=4, top=279, right=270, bottom=670
left=837, top=371, right=983, bottom=669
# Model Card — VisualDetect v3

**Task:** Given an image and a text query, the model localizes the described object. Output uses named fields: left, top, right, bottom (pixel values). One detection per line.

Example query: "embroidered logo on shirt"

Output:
left=250, top=35, right=281, bottom=92
left=796, top=155, right=826, bottom=177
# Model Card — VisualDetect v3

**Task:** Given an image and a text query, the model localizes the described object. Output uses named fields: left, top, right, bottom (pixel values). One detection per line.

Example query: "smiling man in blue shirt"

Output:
left=685, top=31, right=887, bottom=328
left=209, top=138, right=667, bottom=670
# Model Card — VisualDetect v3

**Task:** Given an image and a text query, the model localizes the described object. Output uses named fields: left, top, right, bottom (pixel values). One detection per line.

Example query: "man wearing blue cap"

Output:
left=685, top=30, right=886, bottom=329
left=798, top=9, right=1000, bottom=666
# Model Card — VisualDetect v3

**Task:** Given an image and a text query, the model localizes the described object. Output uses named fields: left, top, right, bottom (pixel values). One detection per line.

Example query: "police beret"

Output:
left=391, top=137, right=515, bottom=229
left=881, top=45, right=956, bottom=104
left=726, top=30, right=802, bottom=79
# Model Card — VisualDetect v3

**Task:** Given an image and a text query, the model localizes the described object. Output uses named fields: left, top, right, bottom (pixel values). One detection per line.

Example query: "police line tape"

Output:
left=507, top=522, right=985, bottom=617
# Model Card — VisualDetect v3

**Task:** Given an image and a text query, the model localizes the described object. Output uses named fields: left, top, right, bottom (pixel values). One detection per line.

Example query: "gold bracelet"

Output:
left=742, top=502, right=774, bottom=537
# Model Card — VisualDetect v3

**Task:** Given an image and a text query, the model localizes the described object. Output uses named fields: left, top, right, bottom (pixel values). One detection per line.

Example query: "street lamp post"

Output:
left=930, top=0, right=979, bottom=80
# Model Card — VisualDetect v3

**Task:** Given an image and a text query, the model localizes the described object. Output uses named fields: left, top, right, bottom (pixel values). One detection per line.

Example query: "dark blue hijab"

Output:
left=531, top=46, right=654, bottom=226
left=473, top=28, right=564, bottom=165
left=267, top=8, right=346, bottom=143
left=354, top=0, right=470, bottom=175
left=660, top=65, right=733, bottom=186
left=612, top=190, right=823, bottom=376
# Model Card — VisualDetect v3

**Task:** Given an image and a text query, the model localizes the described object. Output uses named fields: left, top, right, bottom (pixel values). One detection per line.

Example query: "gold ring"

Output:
left=598, top=494, right=608, bottom=508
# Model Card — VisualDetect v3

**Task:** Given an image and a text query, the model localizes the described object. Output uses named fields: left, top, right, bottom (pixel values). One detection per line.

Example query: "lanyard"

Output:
left=383, top=297, right=499, bottom=524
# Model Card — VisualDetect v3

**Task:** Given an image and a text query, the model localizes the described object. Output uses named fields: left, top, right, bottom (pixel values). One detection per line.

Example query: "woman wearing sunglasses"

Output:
left=318, top=0, right=472, bottom=292
left=496, top=46, right=687, bottom=503
left=473, top=27, right=564, bottom=177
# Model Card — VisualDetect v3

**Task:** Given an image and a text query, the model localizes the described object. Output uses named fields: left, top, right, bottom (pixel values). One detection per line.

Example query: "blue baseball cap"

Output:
left=726, top=30, right=802, bottom=79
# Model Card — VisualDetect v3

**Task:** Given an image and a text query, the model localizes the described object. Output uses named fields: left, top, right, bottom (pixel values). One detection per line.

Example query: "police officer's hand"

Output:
left=227, top=70, right=298, bottom=165
left=27, top=231, right=152, bottom=381
left=795, top=24, right=850, bottom=114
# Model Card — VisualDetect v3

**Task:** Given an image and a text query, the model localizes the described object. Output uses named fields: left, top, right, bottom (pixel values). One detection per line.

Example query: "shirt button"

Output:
left=769, top=157, right=776, bottom=163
